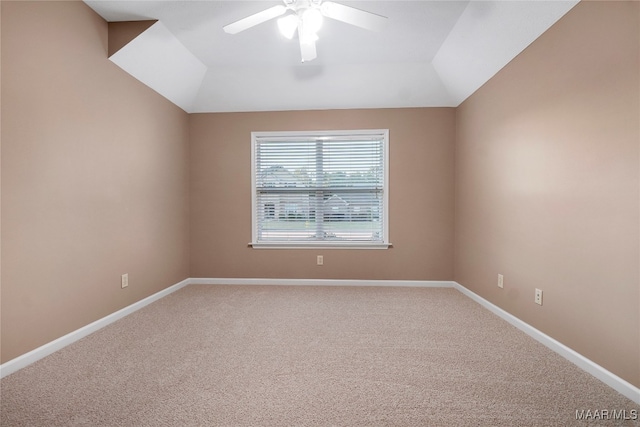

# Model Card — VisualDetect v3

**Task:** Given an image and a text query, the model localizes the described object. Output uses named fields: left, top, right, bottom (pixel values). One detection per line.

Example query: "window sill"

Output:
left=249, top=242, right=392, bottom=250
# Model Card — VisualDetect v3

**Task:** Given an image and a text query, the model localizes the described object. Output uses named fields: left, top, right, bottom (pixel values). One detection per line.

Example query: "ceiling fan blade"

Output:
left=320, top=1, right=387, bottom=32
left=299, top=38, right=317, bottom=62
left=223, top=5, right=287, bottom=34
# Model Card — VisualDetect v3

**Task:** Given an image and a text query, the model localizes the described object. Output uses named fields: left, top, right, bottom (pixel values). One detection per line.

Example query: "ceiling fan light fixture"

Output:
left=301, top=7, right=323, bottom=34
left=277, top=14, right=299, bottom=39
left=299, top=30, right=318, bottom=45
left=223, top=0, right=388, bottom=63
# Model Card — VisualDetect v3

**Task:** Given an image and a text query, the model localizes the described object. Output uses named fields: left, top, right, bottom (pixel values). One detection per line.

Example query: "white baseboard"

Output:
left=0, top=278, right=190, bottom=379
left=453, top=282, right=640, bottom=404
left=190, top=278, right=456, bottom=288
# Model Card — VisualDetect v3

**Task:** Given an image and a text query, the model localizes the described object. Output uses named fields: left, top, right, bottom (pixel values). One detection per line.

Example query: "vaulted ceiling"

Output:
left=84, top=1, right=579, bottom=113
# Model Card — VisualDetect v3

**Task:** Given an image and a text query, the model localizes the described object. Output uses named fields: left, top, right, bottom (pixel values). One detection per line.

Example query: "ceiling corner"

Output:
left=108, top=20, right=157, bottom=58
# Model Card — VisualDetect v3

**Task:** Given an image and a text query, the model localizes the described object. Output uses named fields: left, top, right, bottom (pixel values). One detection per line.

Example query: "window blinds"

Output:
left=252, top=130, right=388, bottom=247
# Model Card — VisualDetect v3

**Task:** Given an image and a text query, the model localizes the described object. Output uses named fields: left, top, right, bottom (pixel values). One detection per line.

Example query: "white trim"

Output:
left=190, top=278, right=455, bottom=288
left=453, top=282, right=640, bottom=404
left=248, top=242, right=392, bottom=250
left=250, top=129, right=390, bottom=248
left=0, top=278, right=190, bottom=379
left=251, top=130, right=388, bottom=142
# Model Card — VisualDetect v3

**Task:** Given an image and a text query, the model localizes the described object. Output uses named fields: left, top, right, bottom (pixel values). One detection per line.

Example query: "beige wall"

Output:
left=454, top=1, right=639, bottom=387
left=1, top=1, right=190, bottom=363
left=189, top=109, right=455, bottom=280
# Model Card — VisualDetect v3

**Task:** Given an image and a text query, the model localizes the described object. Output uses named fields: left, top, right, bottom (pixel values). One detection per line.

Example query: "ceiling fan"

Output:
left=223, top=0, right=388, bottom=62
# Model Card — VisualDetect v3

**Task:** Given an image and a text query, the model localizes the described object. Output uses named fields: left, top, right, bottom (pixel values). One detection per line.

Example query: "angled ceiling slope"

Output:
left=92, top=1, right=579, bottom=113
left=108, top=21, right=207, bottom=112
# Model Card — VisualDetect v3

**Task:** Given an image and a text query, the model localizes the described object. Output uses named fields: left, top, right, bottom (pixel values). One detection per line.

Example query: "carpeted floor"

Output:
left=1, top=285, right=638, bottom=426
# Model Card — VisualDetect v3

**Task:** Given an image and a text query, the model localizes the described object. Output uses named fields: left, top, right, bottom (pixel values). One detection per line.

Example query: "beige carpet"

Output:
left=1, top=285, right=638, bottom=426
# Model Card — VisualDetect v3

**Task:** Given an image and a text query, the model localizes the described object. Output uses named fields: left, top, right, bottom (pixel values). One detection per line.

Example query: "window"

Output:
left=251, top=130, right=390, bottom=249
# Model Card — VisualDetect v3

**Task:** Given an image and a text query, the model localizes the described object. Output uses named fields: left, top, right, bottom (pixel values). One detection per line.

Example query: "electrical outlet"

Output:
left=121, top=273, right=129, bottom=289
left=498, top=274, right=504, bottom=289
left=317, top=255, right=323, bottom=266
left=535, top=288, right=543, bottom=305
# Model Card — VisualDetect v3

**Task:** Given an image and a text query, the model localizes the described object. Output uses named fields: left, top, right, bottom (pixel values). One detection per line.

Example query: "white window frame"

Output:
left=250, top=129, right=390, bottom=249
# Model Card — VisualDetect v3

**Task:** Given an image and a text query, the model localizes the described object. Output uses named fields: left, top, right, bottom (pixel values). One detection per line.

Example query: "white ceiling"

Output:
left=84, top=1, right=579, bottom=113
